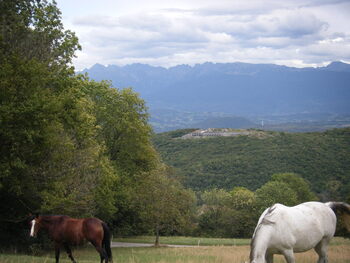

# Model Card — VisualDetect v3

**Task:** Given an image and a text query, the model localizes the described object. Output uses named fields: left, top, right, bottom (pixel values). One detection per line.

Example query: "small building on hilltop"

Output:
left=181, top=128, right=251, bottom=139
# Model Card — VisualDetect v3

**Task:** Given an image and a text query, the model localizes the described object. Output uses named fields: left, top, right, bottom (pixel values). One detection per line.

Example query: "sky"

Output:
left=55, top=0, right=350, bottom=71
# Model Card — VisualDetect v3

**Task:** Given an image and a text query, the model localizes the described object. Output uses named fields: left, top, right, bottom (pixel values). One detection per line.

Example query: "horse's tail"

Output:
left=326, top=202, right=350, bottom=231
left=102, top=222, right=113, bottom=262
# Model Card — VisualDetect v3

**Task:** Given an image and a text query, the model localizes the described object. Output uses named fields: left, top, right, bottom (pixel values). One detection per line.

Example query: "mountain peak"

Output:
left=90, top=63, right=106, bottom=71
left=82, top=61, right=350, bottom=119
left=325, top=61, right=350, bottom=72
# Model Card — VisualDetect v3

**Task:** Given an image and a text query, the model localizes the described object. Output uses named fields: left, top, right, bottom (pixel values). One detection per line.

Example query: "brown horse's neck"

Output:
left=39, top=215, right=68, bottom=233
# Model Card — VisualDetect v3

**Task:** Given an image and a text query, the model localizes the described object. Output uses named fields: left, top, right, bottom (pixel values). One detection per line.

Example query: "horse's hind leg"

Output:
left=315, top=238, right=330, bottom=263
left=64, top=244, right=77, bottom=263
left=91, top=241, right=108, bottom=262
left=54, top=243, right=61, bottom=263
left=265, top=252, right=274, bottom=263
left=97, top=246, right=108, bottom=263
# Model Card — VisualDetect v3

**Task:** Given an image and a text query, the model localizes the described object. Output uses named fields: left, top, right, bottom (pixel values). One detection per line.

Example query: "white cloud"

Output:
left=56, top=0, right=350, bottom=70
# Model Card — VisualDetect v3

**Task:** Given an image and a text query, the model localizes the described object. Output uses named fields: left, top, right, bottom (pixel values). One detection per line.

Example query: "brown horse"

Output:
left=29, top=214, right=112, bottom=263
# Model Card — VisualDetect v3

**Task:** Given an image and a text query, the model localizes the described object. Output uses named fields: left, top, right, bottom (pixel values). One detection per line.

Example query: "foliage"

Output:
left=230, top=187, right=256, bottom=210
left=0, top=0, right=80, bottom=71
left=270, top=173, right=318, bottom=202
left=255, top=181, right=298, bottom=213
left=229, top=187, right=257, bottom=237
left=197, top=187, right=257, bottom=238
left=196, top=174, right=318, bottom=238
left=0, top=0, right=110, bottom=249
left=135, top=166, right=196, bottom=245
left=0, top=0, right=164, bottom=249
left=0, top=0, right=96, bottom=223
left=201, top=188, right=231, bottom=207
left=153, top=128, right=350, bottom=201
left=81, top=79, right=158, bottom=175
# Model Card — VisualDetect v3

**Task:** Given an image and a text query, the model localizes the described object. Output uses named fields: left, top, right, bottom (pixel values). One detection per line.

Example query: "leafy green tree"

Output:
left=228, top=187, right=257, bottom=237
left=198, top=205, right=236, bottom=237
left=198, top=188, right=233, bottom=237
left=80, top=78, right=161, bottom=233
left=0, top=1, right=116, bottom=245
left=135, top=166, right=196, bottom=245
left=271, top=173, right=317, bottom=202
left=80, top=79, right=158, bottom=175
left=0, top=0, right=80, bottom=70
left=230, top=187, right=256, bottom=210
left=255, top=181, right=298, bottom=213
left=2, top=2, right=190, bottom=250
left=201, top=188, right=231, bottom=207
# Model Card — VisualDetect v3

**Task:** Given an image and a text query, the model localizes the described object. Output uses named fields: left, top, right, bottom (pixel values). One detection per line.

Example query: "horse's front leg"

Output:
left=282, top=249, right=295, bottom=263
left=54, top=243, right=61, bottom=263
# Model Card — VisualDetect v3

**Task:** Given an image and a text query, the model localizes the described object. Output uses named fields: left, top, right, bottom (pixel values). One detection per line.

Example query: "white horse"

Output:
left=250, top=201, right=350, bottom=263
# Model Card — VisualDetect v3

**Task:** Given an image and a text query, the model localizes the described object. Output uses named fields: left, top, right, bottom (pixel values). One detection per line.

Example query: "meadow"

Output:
left=1, top=237, right=349, bottom=263
left=113, top=236, right=251, bottom=246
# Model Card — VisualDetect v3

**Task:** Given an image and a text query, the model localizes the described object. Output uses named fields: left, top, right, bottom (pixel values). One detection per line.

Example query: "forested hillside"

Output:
left=153, top=128, right=350, bottom=200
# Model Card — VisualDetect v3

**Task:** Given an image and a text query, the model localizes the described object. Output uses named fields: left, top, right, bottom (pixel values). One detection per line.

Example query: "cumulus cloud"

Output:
left=57, top=0, right=350, bottom=70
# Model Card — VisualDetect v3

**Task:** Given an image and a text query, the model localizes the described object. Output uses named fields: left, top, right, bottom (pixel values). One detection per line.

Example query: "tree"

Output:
left=80, top=78, right=161, bottom=234
left=228, top=187, right=257, bottom=237
left=80, top=79, right=158, bottom=175
left=201, top=188, right=231, bottom=207
left=230, top=187, right=256, bottom=210
left=0, top=1, right=117, bottom=248
left=135, top=166, right=196, bottom=246
left=255, top=181, right=298, bottom=213
left=0, top=0, right=80, bottom=70
left=271, top=173, right=317, bottom=203
left=197, top=188, right=233, bottom=237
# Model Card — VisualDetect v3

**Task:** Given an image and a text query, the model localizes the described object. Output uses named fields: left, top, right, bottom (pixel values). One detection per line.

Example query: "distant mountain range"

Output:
left=82, top=61, right=350, bottom=131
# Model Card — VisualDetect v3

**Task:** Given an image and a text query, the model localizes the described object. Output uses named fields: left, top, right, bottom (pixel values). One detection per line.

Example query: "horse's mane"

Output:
left=261, top=205, right=278, bottom=225
left=250, top=204, right=278, bottom=261
left=40, top=215, right=70, bottom=224
left=253, top=205, right=277, bottom=233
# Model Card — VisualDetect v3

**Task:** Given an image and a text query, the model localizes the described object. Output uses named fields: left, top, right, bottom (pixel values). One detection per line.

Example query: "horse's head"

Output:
left=28, top=214, right=41, bottom=237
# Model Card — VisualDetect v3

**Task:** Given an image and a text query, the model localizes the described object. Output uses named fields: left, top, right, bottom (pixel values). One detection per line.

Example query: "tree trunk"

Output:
left=155, top=224, right=160, bottom=247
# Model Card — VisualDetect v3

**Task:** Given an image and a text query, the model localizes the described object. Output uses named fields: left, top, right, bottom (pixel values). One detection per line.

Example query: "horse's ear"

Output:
left=28, top=213, right=39, bottom=218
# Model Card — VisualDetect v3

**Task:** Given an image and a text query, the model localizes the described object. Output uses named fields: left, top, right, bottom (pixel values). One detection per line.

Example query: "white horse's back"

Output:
left=265, top=202, right=336, bottom=252
left=250, top=201, right=349, bottom=263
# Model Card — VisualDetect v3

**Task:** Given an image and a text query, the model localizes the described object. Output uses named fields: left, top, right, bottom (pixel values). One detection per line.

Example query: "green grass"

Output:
left=0, top=247, right=218, bottom=263
left=113, top=236, right=251, bottom=246
left=330, top=237, right=350, bottom=246
left=113, top=236, right=350, bottom=247
left=1, top=237, right=349, bottom=263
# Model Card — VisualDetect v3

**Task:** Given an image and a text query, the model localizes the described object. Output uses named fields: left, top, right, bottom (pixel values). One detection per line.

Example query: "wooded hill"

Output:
left=152, top=128, right=350, bottom=200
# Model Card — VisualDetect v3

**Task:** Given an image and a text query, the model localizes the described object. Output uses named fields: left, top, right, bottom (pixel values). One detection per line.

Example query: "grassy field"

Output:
left=113, top=236, right=251, bottom=246
left=1, top=237, right=349, bottom=263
